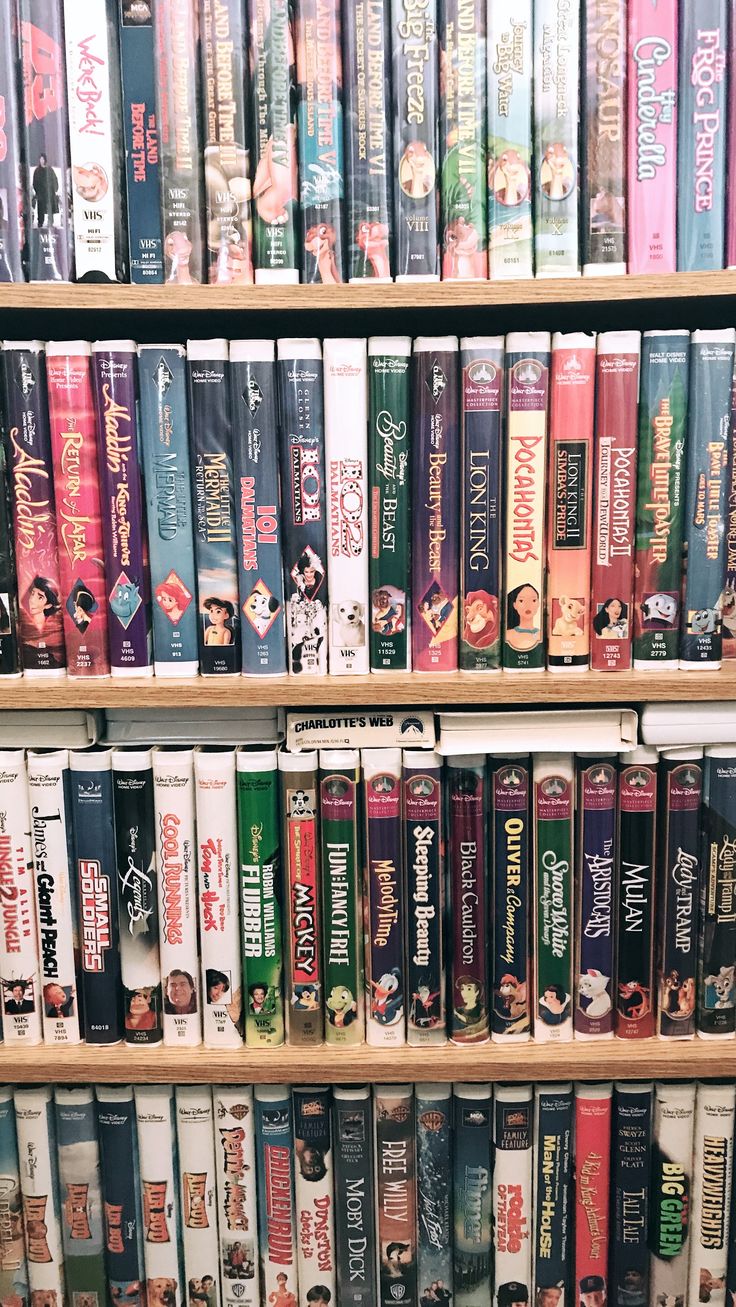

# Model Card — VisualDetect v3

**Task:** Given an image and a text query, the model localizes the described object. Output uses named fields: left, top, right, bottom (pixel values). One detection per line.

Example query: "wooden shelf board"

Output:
left=1, top=1039, right=732, bottom=1084
left=1, top=665, right=736, bottom=708
left=1, top=270, right=736, bottom=312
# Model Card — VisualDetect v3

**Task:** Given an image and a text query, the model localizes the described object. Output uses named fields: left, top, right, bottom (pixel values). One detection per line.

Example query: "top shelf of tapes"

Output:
left=2, top=270, right=736, bottom=314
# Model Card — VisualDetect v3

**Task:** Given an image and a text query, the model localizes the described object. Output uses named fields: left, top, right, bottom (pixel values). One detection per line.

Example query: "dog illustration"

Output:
left=705, top=964, right=736, bottom=1009
left=662, top=971, right=695, bottom=1018
left=244, top=587, right=279, bottom=635
left=331, top=600, right=365, bottom=648
left=498, top=974, right=527, bottom=1021
left=31, top=1292, right=58, bottom=1307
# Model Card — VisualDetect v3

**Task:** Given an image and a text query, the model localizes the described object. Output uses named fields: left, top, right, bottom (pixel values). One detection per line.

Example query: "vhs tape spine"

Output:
left=503, top=332, right=550, bottom=673
left=0, top=440, right=21, bottom=678
left=533, top=753, right=574, bottom=1043
left=546, top=332, right=596, bottom=671
left=320, top=749, right=363, bottom=1046
left=175, top=1086, right=221, bottom=1307
left=277, top=338, right=329, bottom=676
left=582, top=0, right=627, bottom=275
left=96, top=1085, right=146, bottom=1306
left=134, top=1084, right=185, bottom=1305
left=296, top=0, right=346, bottom=283
left=615, top=748, right=657, bottom=1040
left=486, top=0, right=533, bottom=280
left=574, top=755, right=616, bottom=1039
left=416, top=1083, right=453, bottom=1297
left=138, top=344, right=199, bottom=677
left=213, top=1086, right=259, bottom=1307
left=201, top=0, right=254, bottom=285
left=118, top=0, right=163, bottom=283
left=439, top=0, right=487, bottom=281
left=533, top=1083, right=573, bottom=1307
left=236, top=749, right=285, bottom=1048
left=574, top=1083, right=613, bottom=1307
left=153, top=747, right=202, bottom=1048
left=633, top=330, right=689, bottom=669
left=363, top=747, right=406, bottom=1047
left=0, top=1086, right=28, bottom=1307
left=324, top=338, right=370, bottom=675
left=627, top=0, right=677, bottom=273
left=249, top=0, right=299, bottom=283
left=533, top=0, right=581, bottom=276
left=69, top=748, right=122, bottom=1044
left=656, top=748, right=701, bottom=1039
left=253, top=1085, right=297, bottom=1306
left=460, top=336, right=504, bottom=673
left=493, top=1083, right=533, bottom=1306
left=0, top=750, right=42, bottom=1044
left=590, top=330, right=641, bottom=672
left=724, top=366, right=736, bottom=660
left=677, top=1, right=728, bottom=271
left=375, top=1084, right=417, bottom=1307
left=292, top=1086, right=337, bottom=1304
left=112, top=748, right=163, bottom=1045
left=368, top=336, right=412, bottom=672
left=332, top=1085, right=377, bottom=1307
left=55, top=1086, right=107, bottom=1307
left=188, top=339, right=241, bottom=676
left=26, top=748, right=80, bottom=1045
left=2, top=341, right=67, bottom=676
left=14, top=1085, right=66, bottom=1307
left=391, top=0, right=440, bottom=280
left=453, top=1082, right=493, bottom=1307
left=679, top=329, right=735, bottom=669
left=230, top=340, right=287, bottom=677
left=687, top=1082, right=736, bottom=1307
left=448, top=756, right=489, bottom=1044
left=18, top=0, right=74, bottom=282
left=46, top=340, right=110, bottom=678
left=649, top=1081, right=696, bottom=1307
left=194, top=748, right=242, bottom=1048
left=411, top=337, right=460, bottom=672
left=611, top=1083, right=652, bottom=1307
left=344, top=1, right=393, bottom=282
left=698, top=747, right=736, bottom=1037
left=154, top=0, right=206, bottom=284
left=92, top=340, right=152, bottom=676
left=404, top=749, right=445, bottom=1046
left=0, top=1, right=25, bottom=284
left=63, top=0, right=127, bottom=282
left=491, top=755, right=531, bottom=1043
left=279, top=749, right=323, bottom=1045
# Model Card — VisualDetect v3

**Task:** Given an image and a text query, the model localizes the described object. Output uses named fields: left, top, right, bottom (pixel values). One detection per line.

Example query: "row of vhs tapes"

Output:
left=0, top=742, right=734, bottom=1049
left=1, top=1, right=735, bottom=285
left=3, top=330, right=736, bottom=681
left=0, top=1079, right=733, bottom=1307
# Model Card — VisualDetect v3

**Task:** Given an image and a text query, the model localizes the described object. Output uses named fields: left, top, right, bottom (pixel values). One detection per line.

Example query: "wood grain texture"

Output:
left=1, top=271, right=736, bottom=311
left=1, top=666, right=736, bottom=708
left=0, top=1039, right=733, bottom=1083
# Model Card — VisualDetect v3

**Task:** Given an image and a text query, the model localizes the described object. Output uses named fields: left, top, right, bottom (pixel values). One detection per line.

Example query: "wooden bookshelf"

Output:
left=2, top=269, right=736, bottom=312
left=1, top=1039, right=734, bottom=1085
left=1, top=665, right=736, bottom=709
left=3, top=268, right=736, bottom=1088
